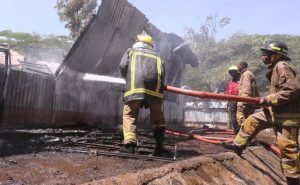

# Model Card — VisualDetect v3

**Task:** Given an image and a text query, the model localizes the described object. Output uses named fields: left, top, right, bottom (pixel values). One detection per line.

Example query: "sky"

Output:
left=0, top=0, right=299, bottom=40
left=0, top=0, right=69, bottom=35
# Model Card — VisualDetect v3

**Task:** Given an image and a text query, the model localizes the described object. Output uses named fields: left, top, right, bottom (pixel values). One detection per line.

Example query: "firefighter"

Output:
left=236, top=61, right=260, bottom=126
left=225, top=65, right=240, bottom=135
left=119, top=34, right=167, bottom=156
left=223, top=41, right=300, bottom=184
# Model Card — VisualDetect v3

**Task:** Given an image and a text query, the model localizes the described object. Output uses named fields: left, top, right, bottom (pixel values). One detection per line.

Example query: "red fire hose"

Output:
left=257, top=140, right=281, bottom=155
left=199, top=131, right=234, bottom=135
left=165, top=86, right=261, bottom=104
left=164, top=86, right=281, bottom=155
left=166, top=129, right=281, bottom=155
left=166, top=129, right=234, bottom=144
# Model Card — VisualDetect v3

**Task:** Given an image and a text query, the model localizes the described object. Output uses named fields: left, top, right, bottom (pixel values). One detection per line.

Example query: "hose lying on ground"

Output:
left=166, top=129, right=234, bottom=144
left=166, top=128, right=281, bottom=156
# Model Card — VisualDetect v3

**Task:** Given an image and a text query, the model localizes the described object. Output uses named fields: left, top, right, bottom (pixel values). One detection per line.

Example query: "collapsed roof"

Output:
left=55, top=0, right=198, bottom=80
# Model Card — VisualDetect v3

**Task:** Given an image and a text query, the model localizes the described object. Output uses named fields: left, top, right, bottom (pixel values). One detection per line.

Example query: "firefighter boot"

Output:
left=221, top=142, right=244, bottom=156
left=286, top=177, right=300, bottom=185
left=120, top=143, right=136, bottom=154
left=153, top=126, right=169, bottom=156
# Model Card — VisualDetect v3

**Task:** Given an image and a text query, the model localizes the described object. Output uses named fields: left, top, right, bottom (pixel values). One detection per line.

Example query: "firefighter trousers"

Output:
left=236, top=105, right=255, bottom=126
left=228, top=102, right=239, bottom=134
left=122, top=99, right=166, bottom=145
left=234, top=110, right=300, bottom=178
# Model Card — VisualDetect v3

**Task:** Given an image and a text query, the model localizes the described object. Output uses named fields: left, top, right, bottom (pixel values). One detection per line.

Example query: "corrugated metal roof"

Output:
left=56, top=0, right=198, bottom=78
left=19, top=61, right=54, bottom=76
left=56, top=0, right=149, bottom=76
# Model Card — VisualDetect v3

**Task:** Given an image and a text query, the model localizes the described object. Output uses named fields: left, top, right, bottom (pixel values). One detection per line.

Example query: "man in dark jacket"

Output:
left=120, top=34, right=166, bottom=156
left=223, top=41, right=300, bottom=185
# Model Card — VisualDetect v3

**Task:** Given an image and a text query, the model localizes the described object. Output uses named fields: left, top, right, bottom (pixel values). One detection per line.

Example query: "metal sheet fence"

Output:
left=0, top=68, right=55, bottom=127
left=53, top=68, right=124, bottom=128
left=183, top=100, right=229, bottom=128
left=0, top=67, right=7, bottom=96
left=0, top=66, right=225, bottom=129
left=184, top=110, right=228, bottom=123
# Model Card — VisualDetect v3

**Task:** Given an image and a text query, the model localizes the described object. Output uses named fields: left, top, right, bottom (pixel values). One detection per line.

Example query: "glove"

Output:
left=259, top=97, right=270, bottom=107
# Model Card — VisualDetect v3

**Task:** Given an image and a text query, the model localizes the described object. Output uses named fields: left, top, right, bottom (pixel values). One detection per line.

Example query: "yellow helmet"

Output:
left=228, top=65, right=239, bottom=72
left=136, top=34, right=153, bottom=46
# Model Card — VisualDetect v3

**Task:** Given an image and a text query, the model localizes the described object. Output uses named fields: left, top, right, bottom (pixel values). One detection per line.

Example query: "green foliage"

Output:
left=184, top=32, right=300, bottom=93
left=183, top=15, right=300, bottom=92
left=56, top=0, right=98, bottom=39
left=0, top=30, right=73, bottom=62
left=183, top=15, right=231, bottom=91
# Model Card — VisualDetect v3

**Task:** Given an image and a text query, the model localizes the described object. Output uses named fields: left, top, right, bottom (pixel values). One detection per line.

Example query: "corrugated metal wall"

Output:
left=184, top=100, right=229, bottom=128
left=0, top=48, right=9, bottom=100
left=53, top=68, right=124, bottom=128
left=0, top=67, right=7, bottom=97
left=0, top=67, right=55, bottom=127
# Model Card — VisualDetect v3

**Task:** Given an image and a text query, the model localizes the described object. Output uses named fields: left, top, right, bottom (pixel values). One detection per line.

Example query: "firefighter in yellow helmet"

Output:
left=223, top=41, right=300, bottom=184
left=136, top=34, right=154, bottom=47
left=224, top=65, right=240, bottom=134
left=119, top=34, right=167, bottom=156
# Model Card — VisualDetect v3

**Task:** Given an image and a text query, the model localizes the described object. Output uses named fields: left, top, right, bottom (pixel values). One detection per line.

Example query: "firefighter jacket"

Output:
left=237, top=68, right=260, bottom=107
left=120, top=42, right=165, bottom=104
left=265, top=61, right=300, bottom=126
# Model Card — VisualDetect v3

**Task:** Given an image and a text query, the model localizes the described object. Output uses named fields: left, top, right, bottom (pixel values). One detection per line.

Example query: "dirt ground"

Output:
left=0, top=128, right=277, bottom=185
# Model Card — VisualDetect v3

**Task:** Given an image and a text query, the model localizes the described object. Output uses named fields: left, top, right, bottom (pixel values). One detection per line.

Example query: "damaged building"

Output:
left=0, top=0, right=290, bottom=185
left=0, top=0, right=198, bottom=129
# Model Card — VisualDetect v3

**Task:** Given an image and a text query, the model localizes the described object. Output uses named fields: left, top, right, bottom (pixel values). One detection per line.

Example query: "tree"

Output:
left=185, top=14, right=230, bottom=49
left=0, top=30, right=73, bottom=62
left=184, top=14, right=231, bottom=91
left=184, top=31, right=300, bottom=92
left=56, top=0, right=98, bottom=39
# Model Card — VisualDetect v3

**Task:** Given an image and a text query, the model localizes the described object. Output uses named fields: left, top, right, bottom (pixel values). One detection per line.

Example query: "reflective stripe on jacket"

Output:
left=120, top=44, right=164, bottom=103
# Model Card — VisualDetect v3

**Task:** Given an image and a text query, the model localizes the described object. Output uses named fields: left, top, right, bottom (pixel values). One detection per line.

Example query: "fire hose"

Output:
left=164, top=86, right=281, bottom=155
left=164, top=85, right=255, bottom=145
left=165, top=85, right=261, bottom=104
left=257, top=140, right=281, bottom=155
left=166, top=129, right=281, bottom=156
left=166, top=129, right=234, bottom=144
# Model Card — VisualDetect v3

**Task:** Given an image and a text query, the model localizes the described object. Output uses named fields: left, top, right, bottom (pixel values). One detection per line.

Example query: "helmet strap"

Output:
left=270, top=53, right=282, bottom=63
left=145, top=41, right=154, bottom=48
